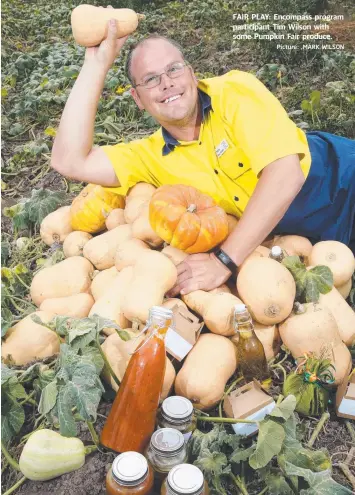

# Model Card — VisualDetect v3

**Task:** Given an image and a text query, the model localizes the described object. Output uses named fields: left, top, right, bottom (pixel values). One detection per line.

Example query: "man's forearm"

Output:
left=221, top=155, right=305, bottom=266
left=51, top=61, right=108, bottom=170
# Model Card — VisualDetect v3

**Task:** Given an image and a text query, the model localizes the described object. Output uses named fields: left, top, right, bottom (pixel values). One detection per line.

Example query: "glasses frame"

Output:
left=134, top=61, right=191, bottom=89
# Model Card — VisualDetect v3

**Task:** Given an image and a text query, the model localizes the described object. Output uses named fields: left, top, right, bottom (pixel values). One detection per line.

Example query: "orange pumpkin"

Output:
left=70, top=184, right=125, bottom=233
left=149, top=185, right=229, bottom=253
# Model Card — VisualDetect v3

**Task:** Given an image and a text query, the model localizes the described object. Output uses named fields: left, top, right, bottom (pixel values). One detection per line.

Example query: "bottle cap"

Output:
left=271, top=246, right=282, bottom=256
left=151, top=428, right=185, bottom=456
left=234, top=303, right=247, bottom=313
left=162, top=396, right=194, bottom=422
left=111, top=451, right=148, bottom=486
left=167, top=464, right=204, bottom=494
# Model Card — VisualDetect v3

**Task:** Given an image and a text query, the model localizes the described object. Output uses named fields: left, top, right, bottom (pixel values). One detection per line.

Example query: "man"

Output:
left=51, top=16, right=355, bottom=296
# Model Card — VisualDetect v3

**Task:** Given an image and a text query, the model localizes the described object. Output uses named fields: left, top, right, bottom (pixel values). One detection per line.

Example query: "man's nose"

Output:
left=160, top=72, right=175, bottom=89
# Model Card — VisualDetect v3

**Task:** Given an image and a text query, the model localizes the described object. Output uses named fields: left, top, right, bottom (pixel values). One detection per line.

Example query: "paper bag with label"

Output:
left=336, top=372, right=355, bottom=420
left=165, top=304, right=204, bottom=361
left=223, top=380, right=276, bottom=436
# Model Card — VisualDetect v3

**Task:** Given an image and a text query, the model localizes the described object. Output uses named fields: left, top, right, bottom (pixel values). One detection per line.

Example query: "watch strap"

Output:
left=213, top=248, right=238, bottom=278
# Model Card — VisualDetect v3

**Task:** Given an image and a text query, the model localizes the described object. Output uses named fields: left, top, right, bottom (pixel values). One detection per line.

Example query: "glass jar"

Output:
left=145, top=428, right=188, bottom=484
left=161, top=464, right=209, bottom=495
left=106, top=451, right=154, bottom=494
left=157, top=396, right=197, bottom=442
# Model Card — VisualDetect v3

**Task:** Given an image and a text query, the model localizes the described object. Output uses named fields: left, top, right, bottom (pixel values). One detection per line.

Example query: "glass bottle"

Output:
left=101, top=306, right=174, bottom=454
left=145, top=428, right=188, bottom=484
left=157, top=396, right=196, bottom=442
left=106, top=451, right=154, bottom=495
left=230, top=304, right=270, bottom=383
left=269, top=246, right=285, bottom=262
left=161, top=464, right=209, bottom=495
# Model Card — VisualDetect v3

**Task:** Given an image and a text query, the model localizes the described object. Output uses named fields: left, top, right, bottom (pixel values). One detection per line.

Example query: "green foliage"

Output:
left=282, top=256, right=333, bottom=303
left=1, top=365, right=27, bottom=443
left=3, top=188, right=66, bottom=232
left=283, top=353, right=335, bottom=416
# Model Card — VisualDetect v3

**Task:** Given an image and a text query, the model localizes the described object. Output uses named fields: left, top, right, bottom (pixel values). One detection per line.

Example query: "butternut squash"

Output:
left=337, top=278, right=352, bottom=299
left=30, top=257, right=94, bottom=306
left=122, top=251, right=177, bottom=323
left=254, top=322, right=281, bottom=361
left=182, top=290, right=242, bottom=336
left=63, top=231, right=92, bottom=257
left=89, top=267, right=118, bottom=301
left=124, top=196, right=149, bottom=224
left=131, top=203, right=164, bottom=248
left=237, top=257, right=296, bottom=324
left=319, top=287, right=355, bottom=346
left=39, top=293, right=94, bottom=318
left=265, top=235, right=313, bottom=264
left=279, top=303, right=351, bottom=385
left=40, top=206, right=73, bottom=246
left=127, top=183, right=156, bottom=200
left=175, top=334, right=237, bottom=410
left=83, top=224, right=132, bottom=270
left=161, top=245, right=188, bottom=266
left=240, top=245, right=270, bottom=270
left=2, top=311, right=59, bottom=365
left=89, top=267, right=133, bottom=335
left=105, top=208, right=126, bottom=230
left=115, top=238, right=150, bottom=271
left=101, top=332, right=175, bottom=401
left=71, top=5, right=145, bottom=47
left=309, top=240, right=355, bottom=286
left=162, top=298, right=187, bottom=311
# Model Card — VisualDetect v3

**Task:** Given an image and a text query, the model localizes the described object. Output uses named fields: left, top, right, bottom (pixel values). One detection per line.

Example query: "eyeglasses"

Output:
left=135, top=62, right=190, bottom=89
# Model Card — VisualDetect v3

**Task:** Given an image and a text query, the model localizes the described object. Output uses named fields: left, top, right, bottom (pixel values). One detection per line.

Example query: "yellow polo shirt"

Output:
left=101, top=69, right=311, bottom=217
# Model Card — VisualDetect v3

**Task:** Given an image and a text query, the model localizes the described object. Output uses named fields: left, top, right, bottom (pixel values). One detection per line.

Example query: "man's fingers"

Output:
left=179, top=279, right=204, bottom=295
left=176, top=262, right=190, bottom=276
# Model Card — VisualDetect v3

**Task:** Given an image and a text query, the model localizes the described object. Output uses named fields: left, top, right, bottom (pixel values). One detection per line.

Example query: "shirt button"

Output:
left=234, top=196, right=239, bottom=201
left=199, top=141, right=202, bottom=145
left=214, top=169, right=218, bottom=174
left=238, top=162, right=244, bottom=167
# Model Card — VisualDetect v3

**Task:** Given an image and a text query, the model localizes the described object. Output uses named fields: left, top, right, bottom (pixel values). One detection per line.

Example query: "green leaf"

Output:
left=307, top=266, right=333, bottom=294
left=249, top=419, right=285, bottom=469
left=231, top=444, right=256, bottom=464
left=310, top=90, right=321, bottom=109
left=194, top=448, right=228, bottom=476
left=38, top=380, right=58, bottom=415
left=260, top=467, right=294, bottom=495
left=1, top=308, right=14, bottom=337
left=57, top=384, right=77, bottom=437
left=26, top=188, right=66, bottom=226
left=269, top=395, right=297, bottom=421
left=284, top=462, right=352, bottom=494
left=81, top=346, right=105, bottom=373
left=1, top=396, right=25, bottom=443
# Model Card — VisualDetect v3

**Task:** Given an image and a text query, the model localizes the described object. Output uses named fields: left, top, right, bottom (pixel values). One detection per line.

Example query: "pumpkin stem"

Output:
left=137, top=13, right=146, bottom=21
left=187, top=204, right=197, bottom=213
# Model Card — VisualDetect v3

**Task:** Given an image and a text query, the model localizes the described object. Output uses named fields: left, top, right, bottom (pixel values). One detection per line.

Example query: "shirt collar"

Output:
left=162, top=88, right=212, bottom=156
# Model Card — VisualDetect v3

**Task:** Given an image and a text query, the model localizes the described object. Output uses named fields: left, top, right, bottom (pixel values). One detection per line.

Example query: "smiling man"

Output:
left=51, top=15, right=355, bottom=295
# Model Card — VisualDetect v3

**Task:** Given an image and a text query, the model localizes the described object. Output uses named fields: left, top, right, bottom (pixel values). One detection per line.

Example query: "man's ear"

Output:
left=130, top=88, right=145, bottom=110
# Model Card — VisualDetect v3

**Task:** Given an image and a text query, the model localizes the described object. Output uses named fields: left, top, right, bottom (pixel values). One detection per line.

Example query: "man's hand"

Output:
left=84, top=6, right=129, bottom=71
left=166, top=253, right=232, bottom=297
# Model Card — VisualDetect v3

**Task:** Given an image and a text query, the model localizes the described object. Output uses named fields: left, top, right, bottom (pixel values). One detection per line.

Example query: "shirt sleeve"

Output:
left=100, top=140, right=153, bottom=196
left=222, top=70, right=310, bottom=177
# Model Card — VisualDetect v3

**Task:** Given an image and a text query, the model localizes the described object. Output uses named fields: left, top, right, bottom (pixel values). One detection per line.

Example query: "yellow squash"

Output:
left=70, top=184, right=124, bottom=233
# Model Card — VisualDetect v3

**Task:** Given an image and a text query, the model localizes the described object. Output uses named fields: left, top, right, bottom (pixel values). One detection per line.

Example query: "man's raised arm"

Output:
left=51, top=13, right=128, bottom=186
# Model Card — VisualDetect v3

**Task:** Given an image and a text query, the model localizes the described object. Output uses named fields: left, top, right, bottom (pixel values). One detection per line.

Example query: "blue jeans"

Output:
left=274, top=131, right=355, bottom=253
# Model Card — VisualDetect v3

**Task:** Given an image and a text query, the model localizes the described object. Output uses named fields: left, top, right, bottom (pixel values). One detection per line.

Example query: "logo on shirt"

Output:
left=215, top=139, right=229, bottom=158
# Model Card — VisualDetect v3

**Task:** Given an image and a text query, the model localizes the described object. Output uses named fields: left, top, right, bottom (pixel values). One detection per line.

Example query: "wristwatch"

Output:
left=213, top=248, right=238, bottom=279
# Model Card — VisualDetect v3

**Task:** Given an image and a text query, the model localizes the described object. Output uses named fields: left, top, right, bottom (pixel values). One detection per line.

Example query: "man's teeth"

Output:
left=164, top=94, right=181, bottom=103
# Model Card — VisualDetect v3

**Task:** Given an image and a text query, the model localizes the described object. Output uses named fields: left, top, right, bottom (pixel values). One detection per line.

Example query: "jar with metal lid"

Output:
left=145, top=428, right=188, bottom=484
left=157, top=396, right=197, bottom=441
left=161, top=464, right=210, bottom=495
left=106, top=451, right=154, bottom=494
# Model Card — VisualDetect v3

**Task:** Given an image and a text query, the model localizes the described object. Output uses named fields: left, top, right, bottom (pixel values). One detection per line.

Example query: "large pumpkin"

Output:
left=70, top=184, right=125, bottom=233
left=149, top=185, right=229, bottom=253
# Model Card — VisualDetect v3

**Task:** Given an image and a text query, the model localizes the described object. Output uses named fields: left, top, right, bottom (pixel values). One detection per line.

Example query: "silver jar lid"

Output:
left=162, top=396, right=194, bottom=423
left=111, top=451, right=148, bottom=486
left=271, top=246, right=282, bottom=256
left=150, top=428, right=185, bottom=456
left=167, top=464, right=204, bottom=494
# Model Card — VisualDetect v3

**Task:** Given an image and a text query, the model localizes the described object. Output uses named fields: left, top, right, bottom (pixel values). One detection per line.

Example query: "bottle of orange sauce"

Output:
left=100, top=306, right=174, bottom=454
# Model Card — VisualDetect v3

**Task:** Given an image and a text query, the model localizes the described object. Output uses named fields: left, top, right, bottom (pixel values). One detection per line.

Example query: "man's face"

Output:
left=129, top=40, right=199, bottom=125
